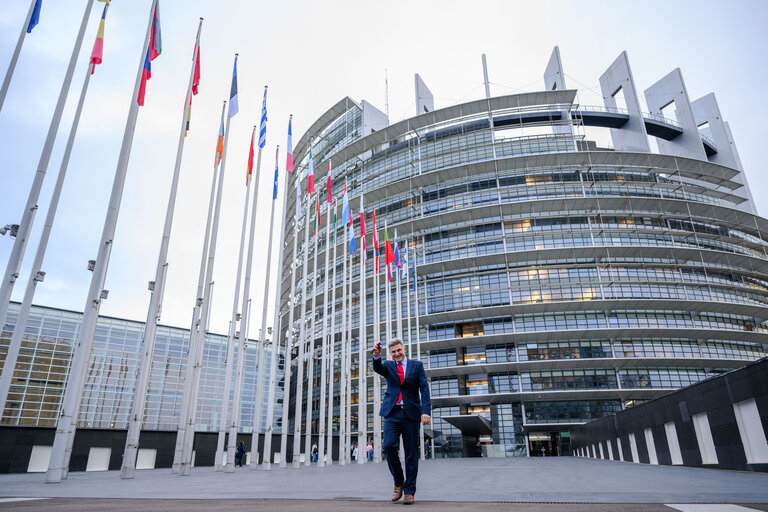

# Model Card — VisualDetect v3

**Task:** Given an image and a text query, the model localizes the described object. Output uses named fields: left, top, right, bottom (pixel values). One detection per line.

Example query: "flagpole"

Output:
left=357, top=197, right=367, bottom=464
left=304, top=194, right=320, bottom=466
left=338, top=218, right=348, bottom=466
left=317, top=180, right=331, bottom=467
left=395, top=231, right=403, bottom=338
left=262, top=144, right=284, bottom=470
left=0, top=0, right=39, bottom=113
left=45, top=0, right=155, bottom=483
left=326, top=200, right=338, bottom=464
left=0, top=1, right=111, bottom=421
left=172, top=103, right=225, bottom=474
left=405, top=243, right=412, bottom=352
left=243, top=88, right=271, bottom=469
left=214, top=125, right=254, bottom=473
left=0, top=0, right=96, bottom=332
left=414, top=244, right=426, bottom=460
left=345, top=227, right=353, bottom=463
left=373, top=229, right=382, bottom=463
left=123, top=16, right=201, bottom=479
left=292, top=181, right=311, bottom=468
left=179, top=52, right=240, bottom=475
left=279, top=209, right=298, bottom=465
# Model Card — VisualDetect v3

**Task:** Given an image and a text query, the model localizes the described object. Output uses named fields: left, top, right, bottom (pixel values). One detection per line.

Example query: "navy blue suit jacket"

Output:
left=373, top=357, right=431, bottom=422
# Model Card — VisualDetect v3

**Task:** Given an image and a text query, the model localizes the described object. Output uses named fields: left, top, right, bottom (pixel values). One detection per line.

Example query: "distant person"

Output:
left=235, top=441, right=247, bottom=467
left=311, top=443, right=318, bottom=463
left=424, top=440, right=431, bottom=459
left=367, top=442, right=374, bottom=461
left=373, top=337, right=431, bottom=505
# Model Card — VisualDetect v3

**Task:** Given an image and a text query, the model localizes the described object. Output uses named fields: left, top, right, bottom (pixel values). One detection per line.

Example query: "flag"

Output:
left=295, top=172, right=302, bottom=219
left=326, top=163, right=332, bottom=204
left=273, top=151, right=279, bottom=200
left=148, top=1, right=162, bottom=61
left=192, top=38, right=200, bottom=95
left=89, top=3, right=107, bottom=75
left=307, top=144, right=315, bottom=193
left=372, top=209, right=379, bottom=273
left=137, top=50, right=152, bottom=106
left=360, top=195, right=367, bottom=265
left=228, top=56, right=238, bottom=117
left=258, top=88, right=267, bottom=148
left=185, top=96, right=192, bottom=136
left=185, top=28, right=201, bottom=136
left=246, top=130, right=254, bottom=186
left=286, top=116, right=293, bottom=172
left=137, top=2, right=161, bottom=106
left=314, top=194, right=320, bottom=235
left=394, top=231, right=401, bottom=269
left=341, top=179, right=350, bottom=225
left=215, top=119, right=224, bottom=166
left=349, top=223, right=355, bottom=254
left=401, top=244, right=407, bottom=279
left=26, top=0, right=42, bottom=33
left=384, top=223, right=394, bottom=281
left=333, top=200, right=337, bottom=242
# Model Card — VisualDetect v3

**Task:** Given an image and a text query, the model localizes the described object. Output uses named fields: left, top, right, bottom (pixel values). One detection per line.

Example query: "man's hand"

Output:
left=421, top=414, right=431, bottom=425
left=373, top=342, right=382, bottom=358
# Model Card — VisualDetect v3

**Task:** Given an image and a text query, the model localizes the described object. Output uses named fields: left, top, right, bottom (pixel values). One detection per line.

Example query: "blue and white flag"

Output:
left=228, top=56, right=238, bottom=117
left=258, top=88, right=267, bottom=148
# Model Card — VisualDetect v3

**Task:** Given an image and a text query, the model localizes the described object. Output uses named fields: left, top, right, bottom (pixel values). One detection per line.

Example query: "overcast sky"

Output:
left=1, top=0, right=767, bottom=336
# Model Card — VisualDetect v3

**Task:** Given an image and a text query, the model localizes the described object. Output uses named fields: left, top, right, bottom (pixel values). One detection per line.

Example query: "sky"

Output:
left=1, top=0, right=767, bottom=336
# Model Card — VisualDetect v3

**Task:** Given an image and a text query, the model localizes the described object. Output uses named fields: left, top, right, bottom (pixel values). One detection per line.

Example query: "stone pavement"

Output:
left=0, top=457, right=766, bottom=510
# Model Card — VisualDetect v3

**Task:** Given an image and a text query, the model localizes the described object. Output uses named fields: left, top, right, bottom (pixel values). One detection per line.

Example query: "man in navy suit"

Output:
left=373, top=338, right=431, bottom=505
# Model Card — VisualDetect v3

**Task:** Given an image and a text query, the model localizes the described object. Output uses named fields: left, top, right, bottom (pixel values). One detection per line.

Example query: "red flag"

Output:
left=89, top=4, right=107, bottom=75
left=192, top=42, right=200, bottom=95
left=246, top=130, right=255, bottom=185
left=372, top=209, right=379, bottom=273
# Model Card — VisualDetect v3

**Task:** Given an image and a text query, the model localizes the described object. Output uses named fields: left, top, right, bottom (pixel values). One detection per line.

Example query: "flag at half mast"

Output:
left=137, top=1, right=162, bottom=106
left=185, top=26, right=201, bottom=136
left=372, top=209, right=379, bottom=273
left=359, top=195, right=366, bottom=265
left=246, top=128, right=255, bottom=186
left=89, top=3, right=108, bottom=75
left=307, top=144, right=315, bottom=193
left=215, top=118, right=224, bottom=166
left=228, top=55, right=238, bottom=117
left=286, top=115, right=293, bottom=172
left=26, top=0, right=42, bottom=33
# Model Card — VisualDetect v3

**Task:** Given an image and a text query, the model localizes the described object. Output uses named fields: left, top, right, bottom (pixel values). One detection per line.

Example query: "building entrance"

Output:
left=528, top=432, right=570, bottom=456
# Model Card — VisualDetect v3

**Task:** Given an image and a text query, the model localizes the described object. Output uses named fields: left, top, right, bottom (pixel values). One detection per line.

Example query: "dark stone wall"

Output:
left=571, top=357, right=768, bottom=473
left=0, top=426, right=338, bottom=473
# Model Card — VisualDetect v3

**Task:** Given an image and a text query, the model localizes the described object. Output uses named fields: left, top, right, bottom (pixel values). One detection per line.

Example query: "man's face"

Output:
left=390, top=343, right=405, bottom=363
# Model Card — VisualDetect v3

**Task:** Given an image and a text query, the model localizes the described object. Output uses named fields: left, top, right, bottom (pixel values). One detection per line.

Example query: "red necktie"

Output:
left=397, top=362, right=404, bottom=404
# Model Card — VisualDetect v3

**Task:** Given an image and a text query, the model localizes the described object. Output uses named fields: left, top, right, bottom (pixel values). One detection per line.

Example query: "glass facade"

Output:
left=278, top=81, right=768, bottom=460
left=0, top=303, right=283, bottom=433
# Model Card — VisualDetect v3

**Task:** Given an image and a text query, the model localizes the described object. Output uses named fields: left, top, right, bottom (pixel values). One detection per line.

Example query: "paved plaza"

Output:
left=0, top=457, right=767, bottom=510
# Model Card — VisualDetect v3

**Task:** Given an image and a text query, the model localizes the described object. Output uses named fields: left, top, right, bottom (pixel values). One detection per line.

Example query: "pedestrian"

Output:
left=352, top=442, right=358, bottom=461
left=373, top=338, right=431, bottom=505
left=311, top=443, right=318, bottom=463
left=367, top=442, right=373, bottom=461
left=424, top=440, right=430, bottom=459
left=235, top=441, right=247, bottom=467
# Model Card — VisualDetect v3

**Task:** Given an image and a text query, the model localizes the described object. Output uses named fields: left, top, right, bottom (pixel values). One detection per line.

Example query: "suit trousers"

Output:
left=382, top=406, right=420, bottom=496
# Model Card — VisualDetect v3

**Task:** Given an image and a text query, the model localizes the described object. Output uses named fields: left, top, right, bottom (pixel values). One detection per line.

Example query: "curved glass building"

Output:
left=282, top=49, right=768, bottom=459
